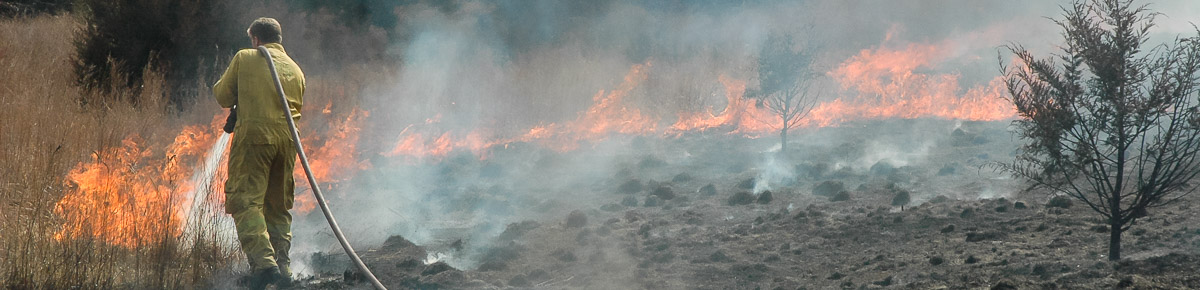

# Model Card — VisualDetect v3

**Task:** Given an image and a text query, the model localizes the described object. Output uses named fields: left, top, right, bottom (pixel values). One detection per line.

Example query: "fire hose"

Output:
left=255, top=46, right=387, bottom=290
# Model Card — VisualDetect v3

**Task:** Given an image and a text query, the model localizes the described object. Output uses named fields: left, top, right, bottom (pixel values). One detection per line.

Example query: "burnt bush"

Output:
left=869, top=160, right=896, bottom=176
left=1046, top=195, right=1072, bottom=209
left=728, top=191, right=755, bottom=206
left=507, top=274, right=530, bottom=287
left=497, top=221, right=540, bottom=241
left=959, top=208, right=976, bottom=218
left=620, top=196, right=639, bottom=207
left=651, top=185, right=676, bottom=200
left=671, top=172, right=693, bottom=183
left=709, top=250, right=732, bottom=263
left=830, top=191, right=852, bottom=202
left=638, top=155, right=667, bottom=169
left=480, top=242, right=527, bottom=267
left=552, top=249, right=577, bottom=262
left=965, top=231, right=1005, bottom=242
left=951, top=128, right=989, bottom=146
left=699, top=184, right=718, bottom=196
left=618, top=179, right=645, bottom=194
left=940, top=225, right=956, bottom=233
left=730, top=263, right=769, bottom=281
left=736, top=177, right=756, bottom=190
left=565, top=210, right=587, bottom=228
left=644, top=195, right=662, bottom=207
left=420, top=262, right=455, bottom=276
left=756, top=190, right=772, bottom=204
left=812, top=180, right=844, bottom=197
left=796, top=162, right=829, bottom=179
left=831, top=141, right=865, bottom=160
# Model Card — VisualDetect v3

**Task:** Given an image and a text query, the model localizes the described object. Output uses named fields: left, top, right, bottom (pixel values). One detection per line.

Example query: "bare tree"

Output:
left=752, top=34, right=818, bottom=154
left=1001, top=0, right=1200, bottom=261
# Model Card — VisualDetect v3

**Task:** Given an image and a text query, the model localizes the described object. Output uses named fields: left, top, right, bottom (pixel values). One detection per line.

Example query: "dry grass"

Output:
left=0, top=15, right=240, bottom=288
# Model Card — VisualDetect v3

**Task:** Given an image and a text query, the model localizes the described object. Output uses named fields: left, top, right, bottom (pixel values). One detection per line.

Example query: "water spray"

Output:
left=257, top=46, right=386, bottom=290
left=181, top=132, right=232, bottom=242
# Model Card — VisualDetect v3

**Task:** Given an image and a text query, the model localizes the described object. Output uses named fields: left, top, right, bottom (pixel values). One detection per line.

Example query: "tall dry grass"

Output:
left=0, top=15, right=239, bottom=288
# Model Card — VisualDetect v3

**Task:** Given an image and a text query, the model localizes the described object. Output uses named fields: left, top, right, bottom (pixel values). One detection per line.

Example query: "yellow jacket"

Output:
left=214, top=43, right=305, bottom=144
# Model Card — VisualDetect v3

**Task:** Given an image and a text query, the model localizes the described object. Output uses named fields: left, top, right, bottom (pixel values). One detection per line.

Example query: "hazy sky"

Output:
left=347, top=0, right=1200, bottom=133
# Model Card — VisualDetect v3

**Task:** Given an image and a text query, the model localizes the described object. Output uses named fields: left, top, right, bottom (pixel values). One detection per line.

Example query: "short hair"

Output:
left=248, top=17, right=282, bottom=43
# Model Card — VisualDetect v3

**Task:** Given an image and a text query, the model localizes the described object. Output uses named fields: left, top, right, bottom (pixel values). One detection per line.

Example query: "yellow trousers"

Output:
left=225, top=138, right=296, bottom=277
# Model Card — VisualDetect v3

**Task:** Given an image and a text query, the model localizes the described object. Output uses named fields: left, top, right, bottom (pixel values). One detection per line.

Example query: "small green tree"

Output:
left=891, top=190, right=911, bottom=211
left=751, top=34, right=818, bottom=154
left=1001, top=0, right=1200, bottom=260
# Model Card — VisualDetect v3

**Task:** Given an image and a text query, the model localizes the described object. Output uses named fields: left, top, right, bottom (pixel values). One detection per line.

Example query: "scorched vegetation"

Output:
left=1002, top=0, right=1200, bottom=261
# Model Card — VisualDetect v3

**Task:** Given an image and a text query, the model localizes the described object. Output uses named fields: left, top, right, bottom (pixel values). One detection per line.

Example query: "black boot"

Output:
left=275, top=276, right=295, bottom=289
left=247, top=266, right=282, bottom=290
left=275, top=268, right=294, bottom=290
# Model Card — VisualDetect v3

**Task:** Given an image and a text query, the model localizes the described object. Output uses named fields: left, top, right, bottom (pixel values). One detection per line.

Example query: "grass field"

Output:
left=0, top=15, right=241, bottom=288
left=0, top=11, right=382, bottom=287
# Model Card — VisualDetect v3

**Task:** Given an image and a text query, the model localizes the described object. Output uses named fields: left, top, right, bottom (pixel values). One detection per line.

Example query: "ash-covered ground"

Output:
left=286, top=119, right=1200, bottom=289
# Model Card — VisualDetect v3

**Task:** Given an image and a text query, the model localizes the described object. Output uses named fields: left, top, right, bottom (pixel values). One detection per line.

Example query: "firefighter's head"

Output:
left=247, top=17, right=282, bottom=46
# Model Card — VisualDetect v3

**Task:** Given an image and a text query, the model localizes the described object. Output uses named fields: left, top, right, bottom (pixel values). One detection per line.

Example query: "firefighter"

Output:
left=214, top=17, right=305, bottom=289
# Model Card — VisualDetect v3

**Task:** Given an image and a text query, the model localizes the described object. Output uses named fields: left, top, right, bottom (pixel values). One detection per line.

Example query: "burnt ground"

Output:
left=287, top=120, right=1200, bottom=289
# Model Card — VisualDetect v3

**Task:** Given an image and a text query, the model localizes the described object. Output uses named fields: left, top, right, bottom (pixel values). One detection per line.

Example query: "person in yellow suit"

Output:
left=214, top=17, right=305, bottom=289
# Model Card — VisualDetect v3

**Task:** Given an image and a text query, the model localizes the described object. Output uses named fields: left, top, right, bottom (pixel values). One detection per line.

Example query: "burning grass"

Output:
left=0, top=15, right=244, bottom=288
left=0, top=5, right=1027, bottom=288
left=0, top=13, right=383, bottom=287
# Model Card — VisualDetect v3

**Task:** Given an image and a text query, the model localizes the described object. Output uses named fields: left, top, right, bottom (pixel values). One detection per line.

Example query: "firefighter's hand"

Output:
left=223, top=106, right=237, bottom=133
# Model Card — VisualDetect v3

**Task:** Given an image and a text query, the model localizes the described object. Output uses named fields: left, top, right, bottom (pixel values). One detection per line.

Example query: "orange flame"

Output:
left=519, top=62, right=657, bottom=151
left=388, top=43, right=1016, bottom=160
left=670, top=44, right=1014, bottom=134
left=55, top=104, right=371, bottom=247
left=668, top=76, right=776, bottom=135
left=55, top=37, right=1020, bottom=248
left=387, top=62, right=657, bottom=158
left=293, top=107, right=372, bottom=212
left=54, top=116, right=226, bottom=248
left=299, top=108, right=372, bottom=183
left=813, top=43, right=1015, bottom=126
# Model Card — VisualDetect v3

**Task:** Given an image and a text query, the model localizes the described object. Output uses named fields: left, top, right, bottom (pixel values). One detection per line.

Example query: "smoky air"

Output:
left=17, top=0, right=1200, bottom=289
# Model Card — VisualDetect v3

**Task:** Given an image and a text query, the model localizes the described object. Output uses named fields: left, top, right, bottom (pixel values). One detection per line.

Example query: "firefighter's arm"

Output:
left=213, top=52, right=241, bottom=108
left=296, top=73, right=305, bottom=112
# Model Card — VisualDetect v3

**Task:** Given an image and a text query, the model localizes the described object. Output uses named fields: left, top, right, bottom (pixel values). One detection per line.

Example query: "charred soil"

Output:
left=296, top=120, right=1200, bottom=289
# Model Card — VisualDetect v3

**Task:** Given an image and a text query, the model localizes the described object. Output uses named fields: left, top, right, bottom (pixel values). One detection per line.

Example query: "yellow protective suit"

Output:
left=214, top=42, right=305, bottom=277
